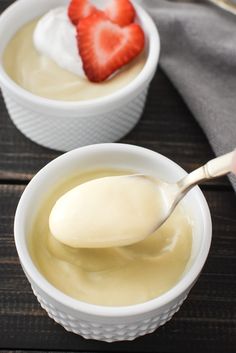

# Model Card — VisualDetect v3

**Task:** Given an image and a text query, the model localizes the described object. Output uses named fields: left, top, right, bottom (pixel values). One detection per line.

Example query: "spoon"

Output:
left=152, top=149, right=236, bottom=230
left=50, top=150, right=236, bottom=248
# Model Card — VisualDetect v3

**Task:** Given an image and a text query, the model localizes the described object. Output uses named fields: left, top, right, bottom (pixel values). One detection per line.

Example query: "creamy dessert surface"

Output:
left=29, top=169, right=193, bottom=307
left=49, top=175, right=168, bottom=248
left=3, top=19, right=146, bottom=101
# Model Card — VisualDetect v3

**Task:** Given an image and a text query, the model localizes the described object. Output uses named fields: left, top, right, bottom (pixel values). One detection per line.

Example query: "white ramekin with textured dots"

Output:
left=0, top=0, right=160, bottom=151
left=14, top=144, right=212, bottom=342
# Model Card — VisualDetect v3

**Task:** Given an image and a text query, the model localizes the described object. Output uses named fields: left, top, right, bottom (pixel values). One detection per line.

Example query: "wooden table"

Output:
left=0, top=1, right=235, bottom=352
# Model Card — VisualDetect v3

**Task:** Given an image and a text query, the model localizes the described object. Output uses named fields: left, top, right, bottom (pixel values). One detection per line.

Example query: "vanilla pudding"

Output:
left=49, top=174, right=168, bottom=248
left=29, top=169, right=193, bottom=307
left=3, top=10, right=146, bottom=101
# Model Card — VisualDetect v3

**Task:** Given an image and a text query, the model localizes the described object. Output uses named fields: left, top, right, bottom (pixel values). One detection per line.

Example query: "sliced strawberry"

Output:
left=105, top=0, right=135, bottom=27
left=68, top=0, right=98, bottom=25
left=77, top=12, right=145, bottom=82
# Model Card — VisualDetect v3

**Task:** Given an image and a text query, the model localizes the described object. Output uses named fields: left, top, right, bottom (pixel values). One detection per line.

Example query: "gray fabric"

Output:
left=142, top=0, right=236, bottom=189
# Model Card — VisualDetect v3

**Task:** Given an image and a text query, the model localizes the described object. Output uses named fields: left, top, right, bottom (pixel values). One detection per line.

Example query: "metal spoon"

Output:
left=149, top=149, right=236, bottom=233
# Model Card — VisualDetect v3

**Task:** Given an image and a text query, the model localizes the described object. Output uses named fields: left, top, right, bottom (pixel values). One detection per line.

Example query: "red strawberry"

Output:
left=68, top=0, right=99, bottom=25
left=77, top=12, right=145, bottom=82
left=68, top=0, right=136, bottom=27
left=105, top=0, right=135, bottom=27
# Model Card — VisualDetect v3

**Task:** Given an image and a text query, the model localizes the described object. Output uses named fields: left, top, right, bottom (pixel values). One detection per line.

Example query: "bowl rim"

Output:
left=0, top=1, right=160, bottom=110
left=14, top=143, right=212, bottom=318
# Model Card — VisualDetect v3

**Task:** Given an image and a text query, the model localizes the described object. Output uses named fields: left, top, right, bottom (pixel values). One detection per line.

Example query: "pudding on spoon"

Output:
left=50, top=150, right=236, bottom=248
left=49, top=175, right=168, bottom=248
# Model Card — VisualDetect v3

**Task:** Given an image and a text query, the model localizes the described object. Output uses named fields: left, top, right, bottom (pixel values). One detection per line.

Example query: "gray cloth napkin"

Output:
left=141, top=0, right=236, bottom=190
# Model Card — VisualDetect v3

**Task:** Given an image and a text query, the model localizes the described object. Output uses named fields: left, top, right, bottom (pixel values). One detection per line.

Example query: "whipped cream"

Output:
left=33, top=7, right=86, bottom=78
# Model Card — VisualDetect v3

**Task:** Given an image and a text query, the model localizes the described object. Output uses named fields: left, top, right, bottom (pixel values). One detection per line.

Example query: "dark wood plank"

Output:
left=0, top=185, right=235, bottom=353
left=0, top=0, right=11, bottom=12
left=0, top=350, right=95, bottom=353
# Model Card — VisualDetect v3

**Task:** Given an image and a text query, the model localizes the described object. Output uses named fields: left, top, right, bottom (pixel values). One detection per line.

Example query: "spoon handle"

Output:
left=177, top=149, right=236, bottom=193
left=205, top=150, right=236, bottom=178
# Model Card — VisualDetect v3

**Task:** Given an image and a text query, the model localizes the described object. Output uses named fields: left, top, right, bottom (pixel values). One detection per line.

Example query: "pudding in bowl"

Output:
left=29, top=168, right=192, bottom=307
left=0, top=0, right=160, bottom=151
left=3, top=4, right=146, bottom=101
left=14, top=144, right=212, bottom=341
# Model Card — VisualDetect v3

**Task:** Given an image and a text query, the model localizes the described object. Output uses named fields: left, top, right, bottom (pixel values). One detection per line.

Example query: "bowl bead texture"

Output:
left=31, top=284, right=189, bottom=342
left=1, top=86, right=148, bottom=151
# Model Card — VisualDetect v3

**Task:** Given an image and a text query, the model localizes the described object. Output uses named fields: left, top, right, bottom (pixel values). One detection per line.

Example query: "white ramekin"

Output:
left=0, top=0, right=160, bottom=151
left=14, top=143, right=212, bottom=342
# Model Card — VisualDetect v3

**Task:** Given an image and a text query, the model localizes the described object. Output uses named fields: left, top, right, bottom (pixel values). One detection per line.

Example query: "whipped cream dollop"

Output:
left=33, top=7, right=86, bottom=78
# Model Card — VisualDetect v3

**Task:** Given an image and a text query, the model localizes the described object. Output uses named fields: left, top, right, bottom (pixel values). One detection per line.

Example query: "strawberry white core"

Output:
left=94, top=21, right=127, bottom=64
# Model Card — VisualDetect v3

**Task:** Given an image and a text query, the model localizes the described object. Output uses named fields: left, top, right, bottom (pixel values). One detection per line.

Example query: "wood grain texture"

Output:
left=0, top=0, right=10, bottom=12
left=0, top=185, right=235, bottom=353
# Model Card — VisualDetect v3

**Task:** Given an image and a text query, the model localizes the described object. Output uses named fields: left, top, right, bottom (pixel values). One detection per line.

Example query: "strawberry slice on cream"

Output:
left=77, top=12, right=145, bottom=82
